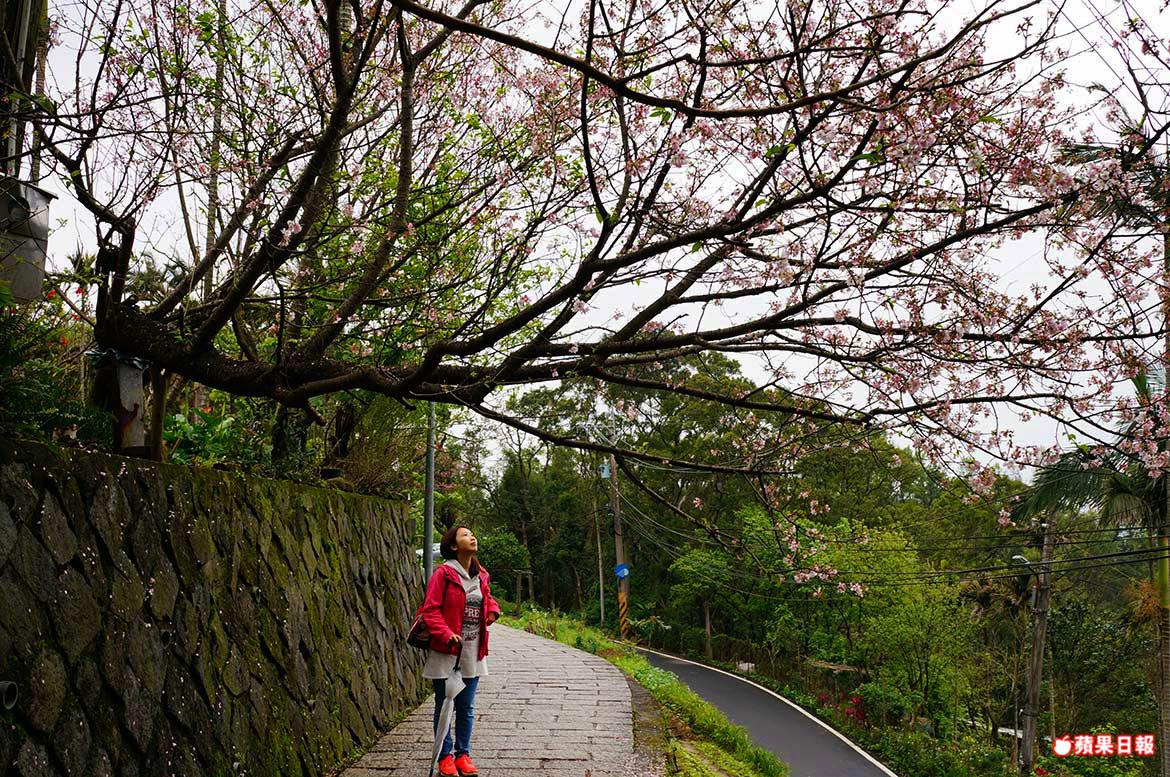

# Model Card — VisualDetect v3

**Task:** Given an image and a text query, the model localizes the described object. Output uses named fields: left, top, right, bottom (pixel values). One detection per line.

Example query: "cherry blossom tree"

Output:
left=12, top=0, right=1170, bottom=476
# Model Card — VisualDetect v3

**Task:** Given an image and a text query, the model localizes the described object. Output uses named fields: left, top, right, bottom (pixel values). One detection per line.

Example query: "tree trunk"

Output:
left=204, top=0, right=226, bottom=300
left=149, top=368, right=167, bottom=461
left=271, top=406, right=310, bottom=467
left=704, top=599, right=713, bottom=659
left=573, top=565, right=582, bottom=612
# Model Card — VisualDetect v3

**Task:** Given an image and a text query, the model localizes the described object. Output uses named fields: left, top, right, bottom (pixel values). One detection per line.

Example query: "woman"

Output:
left=419, top=525, right=501, bottom=777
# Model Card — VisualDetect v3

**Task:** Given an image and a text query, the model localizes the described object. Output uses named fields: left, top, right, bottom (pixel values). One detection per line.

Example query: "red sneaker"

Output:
left=454, top=754, right=479, bottom=776
left=436, top=755, right=457, bottom=776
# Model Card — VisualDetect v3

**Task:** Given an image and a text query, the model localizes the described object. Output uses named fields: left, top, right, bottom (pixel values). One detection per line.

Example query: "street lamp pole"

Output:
left=424, top=401, right=435, bottom=582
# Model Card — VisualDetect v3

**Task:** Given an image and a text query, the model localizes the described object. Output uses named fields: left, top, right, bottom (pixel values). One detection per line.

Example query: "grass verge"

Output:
left=499, top=605, right=789, bottom=777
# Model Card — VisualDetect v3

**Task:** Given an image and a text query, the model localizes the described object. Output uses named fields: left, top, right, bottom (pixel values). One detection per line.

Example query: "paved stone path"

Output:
left=343, top=624, right=644, bottom=777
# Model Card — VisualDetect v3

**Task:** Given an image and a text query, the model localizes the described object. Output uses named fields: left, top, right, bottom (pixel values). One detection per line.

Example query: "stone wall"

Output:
left=0, top=441, right=426, bottom=776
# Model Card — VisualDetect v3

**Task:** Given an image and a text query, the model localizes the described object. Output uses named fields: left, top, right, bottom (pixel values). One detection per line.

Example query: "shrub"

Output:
left=0, top=306, right=109, bottom=446
left=856, top=681, right=908, bottom=728
left=164, top=409, right=262, bottom=467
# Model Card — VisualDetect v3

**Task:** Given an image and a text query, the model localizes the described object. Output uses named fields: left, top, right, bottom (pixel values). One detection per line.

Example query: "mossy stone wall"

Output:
left=0, top=440, right=426, bottom=776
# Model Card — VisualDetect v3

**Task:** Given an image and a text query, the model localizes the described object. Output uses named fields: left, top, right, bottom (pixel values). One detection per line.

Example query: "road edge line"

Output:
left=631, top=643, right=899, bottom=777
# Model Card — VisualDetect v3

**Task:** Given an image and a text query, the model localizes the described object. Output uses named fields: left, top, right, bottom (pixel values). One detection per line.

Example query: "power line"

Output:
left=623, top=494, right=1170, bottom=581
left=615, top=474, right=1159, bottom=561
left=618, top=487, right=1151, bottom=555
left=618, top=500, right=1170, bottom=590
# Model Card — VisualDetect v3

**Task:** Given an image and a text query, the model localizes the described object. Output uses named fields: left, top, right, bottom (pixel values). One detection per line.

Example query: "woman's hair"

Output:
left=439, top=524, right=479, bottom=577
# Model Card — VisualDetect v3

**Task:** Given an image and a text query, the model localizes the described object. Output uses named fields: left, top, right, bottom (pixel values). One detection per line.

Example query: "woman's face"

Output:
left=452, top=527, right=478, bottom=554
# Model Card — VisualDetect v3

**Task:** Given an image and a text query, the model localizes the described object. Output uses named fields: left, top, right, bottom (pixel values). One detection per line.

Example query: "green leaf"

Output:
left=765, top=142, right=795, bottom=158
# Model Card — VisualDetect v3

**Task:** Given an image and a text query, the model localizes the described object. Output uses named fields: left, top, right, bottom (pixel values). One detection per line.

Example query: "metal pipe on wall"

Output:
left=0, top=680, right=19, bottom=710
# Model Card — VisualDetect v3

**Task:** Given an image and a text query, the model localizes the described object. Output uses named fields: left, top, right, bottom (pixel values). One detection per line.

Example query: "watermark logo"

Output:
left=1052, top=734, right=1154, bottom=757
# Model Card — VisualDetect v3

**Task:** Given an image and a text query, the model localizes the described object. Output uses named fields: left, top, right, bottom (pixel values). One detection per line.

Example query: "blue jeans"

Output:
left=432, top=676, right=480, bottom=759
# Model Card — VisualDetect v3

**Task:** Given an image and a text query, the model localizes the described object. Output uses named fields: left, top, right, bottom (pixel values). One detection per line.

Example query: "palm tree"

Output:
left=1016, top=371, right=1168, bottom=776
left=1038, top=127, right=1170, bottom=775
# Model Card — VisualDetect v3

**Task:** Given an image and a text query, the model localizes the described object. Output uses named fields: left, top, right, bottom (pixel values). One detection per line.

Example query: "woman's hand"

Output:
left=486, top=613, right=498, bottom=627
left=447, top=634, right=462, bottom=647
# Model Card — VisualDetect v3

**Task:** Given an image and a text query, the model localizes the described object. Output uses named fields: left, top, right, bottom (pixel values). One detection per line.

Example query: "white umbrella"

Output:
left=430, top=645, right=465, bottom=776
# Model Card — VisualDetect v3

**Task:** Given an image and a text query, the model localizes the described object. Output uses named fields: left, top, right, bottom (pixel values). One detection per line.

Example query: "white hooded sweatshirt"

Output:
left=421, top=559, right=490, bottom=679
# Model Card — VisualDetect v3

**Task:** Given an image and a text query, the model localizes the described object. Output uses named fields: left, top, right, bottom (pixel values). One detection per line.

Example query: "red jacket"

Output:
left=420, top=562, right=502, bottom=660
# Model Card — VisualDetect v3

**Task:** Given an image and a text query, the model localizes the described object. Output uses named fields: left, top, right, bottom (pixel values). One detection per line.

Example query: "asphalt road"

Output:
left=635, top=647, right=895, bottom=777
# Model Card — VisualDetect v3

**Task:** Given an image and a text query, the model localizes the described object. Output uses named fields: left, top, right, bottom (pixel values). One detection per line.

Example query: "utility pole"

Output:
left=424, top=401, right=435, bottom=582
left=606, top=452, right=631, bottom=640
left=1019, top=522, right=1054, bottom=777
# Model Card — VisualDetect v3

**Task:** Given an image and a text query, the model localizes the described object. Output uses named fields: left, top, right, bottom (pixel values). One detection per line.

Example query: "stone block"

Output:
left=53, top=700, right=91, bottom=777
left=100, top=627, right=126, bottom=686
left=0, top=462, right=38, bottom=522
left=12, top=525, right=56, bottom=603
left=50, top=568, right=101, bottom=663
left=0, top=568, right=46, bottom=657
left=131, top=467, right=167, bottom=526
left=87, top=474, right=127, bottom=558
left=16, top=740, right=57, bottom=777
left=26, top=648, right=66, bottom=733
left=171, top=597, right=202, bottom=661
left=165, top=667, right=214, bottom=753
left=87, top=747, right=113, bottom=777
left=223, top=645, right=248, bottom=697
left=187, top=507, right=216, bottom=569
left=141, top=717, right=175, bottom=777
left=148, top=558, right=179, bottom=621
left=74, top=657, right=102, bottom=712
left=0, top=500, right=16, bottom=568
left=110, top=567, right=145, bottom=622
left=127, top=518, right=161, bottom=584
left=38, top=489, right=77, bottom=566
left=73, top=528, right=107, bottom=596
left=126, top=618, right=166, bottom=700
left=120, top=668, right=156, bottom=751
left=0, top=720, right=11, bottom=773
left=248, top=679, right=269, bottom=740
